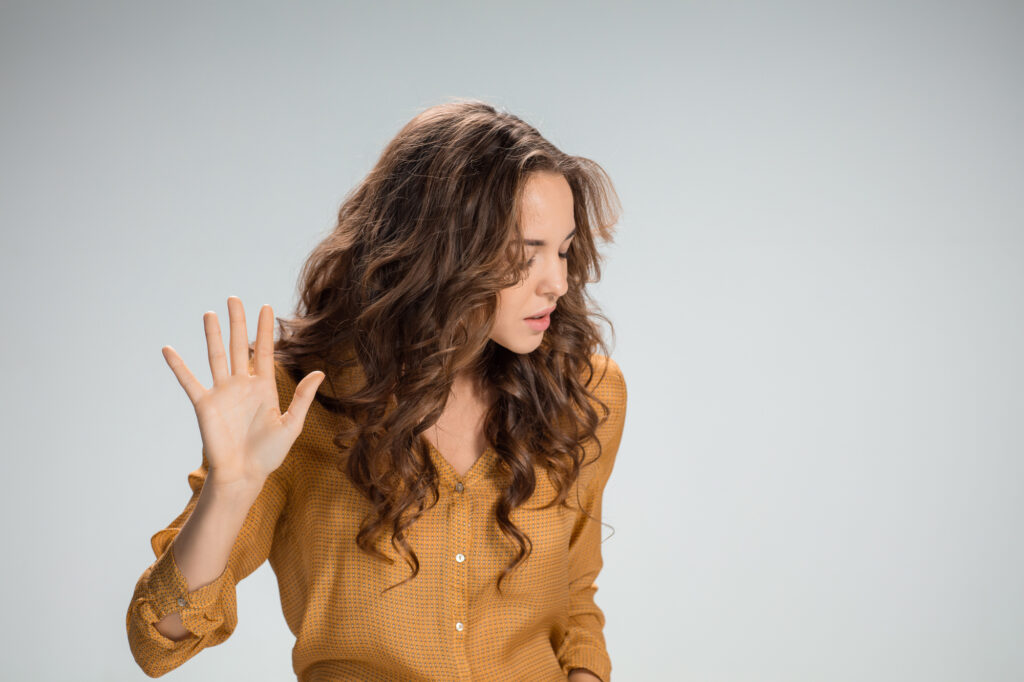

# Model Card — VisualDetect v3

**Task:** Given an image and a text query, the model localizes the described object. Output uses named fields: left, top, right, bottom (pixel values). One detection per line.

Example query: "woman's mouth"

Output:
left=524, top=313, right=550, bottom=331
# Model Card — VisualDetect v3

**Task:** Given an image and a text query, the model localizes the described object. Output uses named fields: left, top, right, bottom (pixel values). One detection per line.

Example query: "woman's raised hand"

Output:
left=161, top=296, right=324, bottom=492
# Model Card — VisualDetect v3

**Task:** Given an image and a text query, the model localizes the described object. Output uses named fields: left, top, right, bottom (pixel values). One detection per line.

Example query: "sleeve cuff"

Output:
left=560, top=645, right=612, bottom=682
left=144, top=540, right=235, bottom=638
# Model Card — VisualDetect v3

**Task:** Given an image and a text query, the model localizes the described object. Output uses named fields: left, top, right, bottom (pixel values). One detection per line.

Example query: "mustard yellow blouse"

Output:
left=126, top=354, right=627, bottom=680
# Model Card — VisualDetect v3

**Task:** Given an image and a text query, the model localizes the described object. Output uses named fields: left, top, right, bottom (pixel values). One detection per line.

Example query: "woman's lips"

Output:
left=524, top=313, right=550, bottom=331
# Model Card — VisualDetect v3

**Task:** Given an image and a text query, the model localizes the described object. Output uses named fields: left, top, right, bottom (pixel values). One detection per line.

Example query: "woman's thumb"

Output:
left=285, top=370, right=325, bottom=431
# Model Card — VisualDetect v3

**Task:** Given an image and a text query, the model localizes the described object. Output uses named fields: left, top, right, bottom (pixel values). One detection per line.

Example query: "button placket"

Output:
left=449, top=476, right=472, bottom=677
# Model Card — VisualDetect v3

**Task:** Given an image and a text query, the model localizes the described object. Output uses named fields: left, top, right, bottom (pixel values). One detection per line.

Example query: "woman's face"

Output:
left=490, top=171, right=575, bottom=354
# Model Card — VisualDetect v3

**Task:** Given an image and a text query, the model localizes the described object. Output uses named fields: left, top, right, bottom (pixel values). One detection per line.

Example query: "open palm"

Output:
left=161, top=296, right=324, bottom=490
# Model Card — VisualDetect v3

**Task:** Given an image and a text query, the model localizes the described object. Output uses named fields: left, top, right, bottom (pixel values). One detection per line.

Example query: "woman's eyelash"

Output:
left=526, top=252, right=569, bottom=266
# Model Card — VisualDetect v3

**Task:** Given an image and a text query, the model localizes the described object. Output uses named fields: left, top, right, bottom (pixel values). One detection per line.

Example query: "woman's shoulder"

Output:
left=576, top=353, right=627, bottom=443
left=271, top=360, right=306, bottom=408
left=264, top=361, right=348, bottom=470
left=585, top=352, right=626, bottom=398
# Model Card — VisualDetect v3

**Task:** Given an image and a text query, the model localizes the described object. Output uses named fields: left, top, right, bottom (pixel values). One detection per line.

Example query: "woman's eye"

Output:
left=526, top=252, right=569, bottom=267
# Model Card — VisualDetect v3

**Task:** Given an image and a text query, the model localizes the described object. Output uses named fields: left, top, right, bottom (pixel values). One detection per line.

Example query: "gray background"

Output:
left=1, top=1, right=1021, bottom=680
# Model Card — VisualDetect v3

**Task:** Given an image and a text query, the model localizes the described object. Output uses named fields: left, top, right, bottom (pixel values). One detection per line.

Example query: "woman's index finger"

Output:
left=253, top=303, right=275, bottom=379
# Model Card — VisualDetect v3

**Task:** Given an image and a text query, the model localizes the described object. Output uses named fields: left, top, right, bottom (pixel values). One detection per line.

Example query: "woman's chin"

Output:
left=491, top=332, right=543, bottom=355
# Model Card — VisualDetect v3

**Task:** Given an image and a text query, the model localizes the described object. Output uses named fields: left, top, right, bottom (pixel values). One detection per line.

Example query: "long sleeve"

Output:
left=125, top=450, right=289, bottom=677
left=556, top=357, right=627, bottom=682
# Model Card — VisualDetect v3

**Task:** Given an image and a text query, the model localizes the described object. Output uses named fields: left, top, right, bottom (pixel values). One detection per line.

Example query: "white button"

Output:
left=177, top=597, right=187, bottom=607
left=455, top=482, right=464, bottom=492
left=455, top=621, right=464, bottom=631
left=455, top=553, right=465, bottom=563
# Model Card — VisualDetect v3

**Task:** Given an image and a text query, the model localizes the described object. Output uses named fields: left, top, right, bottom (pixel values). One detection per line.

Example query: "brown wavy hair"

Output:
left=257, top=98, right=622, bottom=594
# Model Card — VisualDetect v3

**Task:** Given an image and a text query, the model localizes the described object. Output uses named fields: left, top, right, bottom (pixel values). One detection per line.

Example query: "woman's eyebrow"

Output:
left=523, top=228, right=576, bottom=247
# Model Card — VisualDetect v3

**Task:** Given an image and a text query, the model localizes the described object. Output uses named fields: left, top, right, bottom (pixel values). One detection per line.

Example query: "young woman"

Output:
left=126, top=99, right=628, bottom=681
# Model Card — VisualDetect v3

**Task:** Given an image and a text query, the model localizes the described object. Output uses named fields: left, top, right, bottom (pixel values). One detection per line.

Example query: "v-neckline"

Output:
left=421, top=435, right=495, bottom=488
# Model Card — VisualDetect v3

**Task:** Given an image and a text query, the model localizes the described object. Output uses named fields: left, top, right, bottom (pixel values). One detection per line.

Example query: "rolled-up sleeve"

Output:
left=125, top=449, right=289, bottom=677
left=556, top=357, right=627, bottom=682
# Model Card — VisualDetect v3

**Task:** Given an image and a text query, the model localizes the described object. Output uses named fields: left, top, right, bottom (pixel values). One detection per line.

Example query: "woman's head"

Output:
left=269, top=98, right=621, bottom=592
left=491, top=169, right=574, bottom=354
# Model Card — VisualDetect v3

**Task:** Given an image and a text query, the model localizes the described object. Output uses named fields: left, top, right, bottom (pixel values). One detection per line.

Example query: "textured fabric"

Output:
left=126, top=353, right=627, bottom=680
